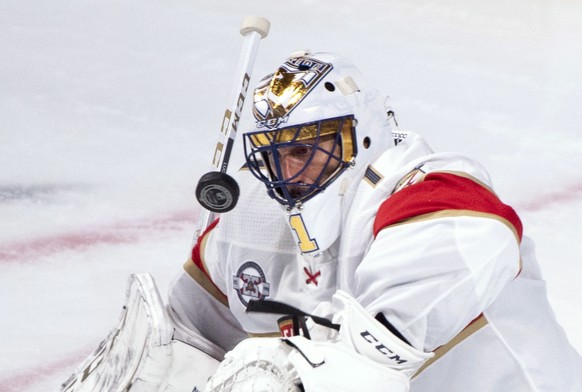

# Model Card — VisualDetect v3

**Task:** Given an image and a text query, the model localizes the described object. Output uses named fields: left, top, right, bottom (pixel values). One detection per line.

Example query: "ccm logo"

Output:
left=360, top=330, right=407, bottom=365
left=212, top=73, right=251, bottom=169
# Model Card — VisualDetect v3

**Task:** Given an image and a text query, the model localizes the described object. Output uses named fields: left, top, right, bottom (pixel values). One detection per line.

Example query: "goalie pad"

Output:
left=61, top=273, right=220, bottom=392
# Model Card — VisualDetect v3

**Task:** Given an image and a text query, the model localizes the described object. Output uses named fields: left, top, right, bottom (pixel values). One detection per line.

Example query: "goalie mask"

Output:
left=243, top=52, right=394, bottom=254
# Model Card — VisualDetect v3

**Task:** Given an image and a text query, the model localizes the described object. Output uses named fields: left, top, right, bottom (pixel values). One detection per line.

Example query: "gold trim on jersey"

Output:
left=413, top=314, right=489, bottom=378
left=247, top=331, right=282, bottom=338
left=392, top=169, right=494, bottom=196
left=434, top=170, right=496, bottom=195
left=183, top=259, right=229, bottom=308
left=392, top=168, right=426, bottom=192
left=246, top=313, right=490, bottom=376
left=387, top=209, right=522, bottom=243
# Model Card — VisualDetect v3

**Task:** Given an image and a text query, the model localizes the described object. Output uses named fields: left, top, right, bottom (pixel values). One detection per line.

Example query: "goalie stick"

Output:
left=195, top=16, right=270, bottom=234
left=61, top=17, right=271, bottom=392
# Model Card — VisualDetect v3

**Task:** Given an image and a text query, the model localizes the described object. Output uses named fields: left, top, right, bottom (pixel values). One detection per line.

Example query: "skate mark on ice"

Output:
left=0, top=184, right=83, bottom=203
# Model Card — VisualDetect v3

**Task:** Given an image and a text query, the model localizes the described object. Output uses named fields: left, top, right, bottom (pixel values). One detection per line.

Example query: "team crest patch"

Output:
left=233, top=261, right=271, bottom=307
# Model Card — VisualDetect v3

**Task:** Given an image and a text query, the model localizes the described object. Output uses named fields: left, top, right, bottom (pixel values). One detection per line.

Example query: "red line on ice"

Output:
left=517, top=182, right=582, bottom=212
left=0, top=209, right=197, bottom=262
left=2, top=182, right=582, bottom=262
left=0, top=209, right=198, bottom=390
left=0, top=348, right=90, bottom=392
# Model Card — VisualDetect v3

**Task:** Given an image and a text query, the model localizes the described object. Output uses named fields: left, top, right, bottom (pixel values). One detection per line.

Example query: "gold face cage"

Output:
left=244, top=115, right=357, bottom=207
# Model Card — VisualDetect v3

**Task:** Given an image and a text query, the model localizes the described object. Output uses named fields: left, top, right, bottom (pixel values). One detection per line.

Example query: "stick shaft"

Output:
left=212, top=31, right=261, bottom=175
left=196, top=19, right=269, bottom=238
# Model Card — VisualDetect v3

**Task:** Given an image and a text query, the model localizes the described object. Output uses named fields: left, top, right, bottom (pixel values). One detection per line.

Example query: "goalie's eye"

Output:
left=281, top=145, right=313, bottom=160
left=266, top=145, right=315, bottom=171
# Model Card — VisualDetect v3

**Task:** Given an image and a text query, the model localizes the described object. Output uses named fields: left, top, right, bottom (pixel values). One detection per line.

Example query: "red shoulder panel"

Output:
left=373, top=172, right=523, bottom=240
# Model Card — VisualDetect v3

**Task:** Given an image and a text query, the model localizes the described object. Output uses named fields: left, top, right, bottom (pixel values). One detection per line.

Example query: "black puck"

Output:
left=195, top=171, right=240, bottom=213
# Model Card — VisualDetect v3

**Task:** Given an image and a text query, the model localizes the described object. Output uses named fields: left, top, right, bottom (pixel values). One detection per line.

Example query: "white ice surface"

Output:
left=1, top=1, right=581, bottom=390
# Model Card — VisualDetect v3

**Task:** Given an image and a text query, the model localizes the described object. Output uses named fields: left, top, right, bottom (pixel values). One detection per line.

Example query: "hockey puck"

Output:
left=195, top=171, right=240, bottom=213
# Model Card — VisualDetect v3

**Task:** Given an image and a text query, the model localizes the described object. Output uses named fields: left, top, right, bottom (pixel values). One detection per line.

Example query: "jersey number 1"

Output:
left=289, top=214, right=319, bottom=253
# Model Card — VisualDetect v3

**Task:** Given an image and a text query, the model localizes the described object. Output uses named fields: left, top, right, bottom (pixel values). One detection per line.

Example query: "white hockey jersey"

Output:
left=168, top=132, right=582, bottom=391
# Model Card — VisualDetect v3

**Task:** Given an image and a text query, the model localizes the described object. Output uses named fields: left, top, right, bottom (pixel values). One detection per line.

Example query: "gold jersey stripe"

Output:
left=413, top=314, right=489, bottom=378
left=183, top=259, right=229, bottom=308
left=388, top=209, right=522, bottom=244
left=432, top=170, right=496, bottom=195
left=247, top=331, right=282, bottom=338
left=246, top=313, right=489, bottom=376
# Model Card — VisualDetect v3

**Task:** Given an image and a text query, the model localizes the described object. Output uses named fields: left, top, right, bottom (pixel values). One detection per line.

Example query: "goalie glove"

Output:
left=204, top=337, right=301, bottom=392
left=204, top=336, right=410, bottom=392
left=211, top=291, right=434, bottom=392
left=331, top=290, right=434, bottom=377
